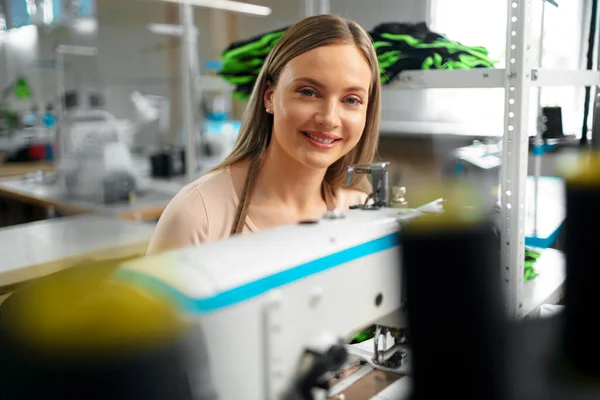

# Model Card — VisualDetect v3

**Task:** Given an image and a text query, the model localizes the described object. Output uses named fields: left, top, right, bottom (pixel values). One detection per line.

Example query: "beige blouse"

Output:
left=145, top=167, right=368, bottom=255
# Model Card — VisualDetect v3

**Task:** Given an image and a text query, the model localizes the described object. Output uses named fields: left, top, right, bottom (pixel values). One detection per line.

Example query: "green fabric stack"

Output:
left=370, top=22, right=496, bottom=84
left=217, top=21, right=497, bottom=99
left=218, top=27, right=288, bottom=101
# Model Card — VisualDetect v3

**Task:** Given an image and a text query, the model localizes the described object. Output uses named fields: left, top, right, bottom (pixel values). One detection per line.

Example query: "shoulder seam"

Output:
left=191, top=185, right=210, bottom=235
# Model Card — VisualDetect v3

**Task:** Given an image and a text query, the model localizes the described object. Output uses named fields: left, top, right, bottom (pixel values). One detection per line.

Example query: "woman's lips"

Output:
left=301, top=131, right=341, bottom=149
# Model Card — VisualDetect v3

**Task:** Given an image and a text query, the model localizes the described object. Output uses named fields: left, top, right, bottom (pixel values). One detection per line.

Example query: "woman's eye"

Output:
left=299, top=88, right=316, bottom=97
left=345, top=97, right=362, bottom=105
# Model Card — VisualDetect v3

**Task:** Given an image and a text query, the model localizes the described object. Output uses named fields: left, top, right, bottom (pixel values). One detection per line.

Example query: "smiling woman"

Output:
left=146, top=14, right=382, bottom=255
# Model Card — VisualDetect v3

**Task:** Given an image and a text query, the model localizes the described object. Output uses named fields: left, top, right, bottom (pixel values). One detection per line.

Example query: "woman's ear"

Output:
left=264, top=81, right=274, bottom=113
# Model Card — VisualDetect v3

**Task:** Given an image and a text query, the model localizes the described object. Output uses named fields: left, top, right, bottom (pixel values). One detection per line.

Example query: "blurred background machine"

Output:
left=55, top=108, right=148, bottom=204
left=130, top=89, right=239, bottom=179
left=444, top=139, right=502, bottom=213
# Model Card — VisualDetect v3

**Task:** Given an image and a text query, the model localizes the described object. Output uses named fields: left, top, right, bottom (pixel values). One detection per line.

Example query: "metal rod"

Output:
left=303, top=0, right=315, bottom=17
left=55, top=48, right=66, bottom=168
left=53, top=45, right=98, bottom=168
left=533, top=0, right=547, bottom=237
left=180, top=3, right=199, bottom=183
left=591, top=92, right=600, bottom=149
left=592, top=0, right=600, bottom=150
left=318, top=0, right=329, bottom=14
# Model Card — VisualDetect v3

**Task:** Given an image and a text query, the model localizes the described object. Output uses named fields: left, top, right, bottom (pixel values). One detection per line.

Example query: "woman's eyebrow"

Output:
left=293, top=77, right=367, bottom=93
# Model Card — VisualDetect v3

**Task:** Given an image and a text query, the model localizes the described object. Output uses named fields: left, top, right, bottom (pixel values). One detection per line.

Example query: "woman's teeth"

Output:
left=304, top=132, right=335, bottom=144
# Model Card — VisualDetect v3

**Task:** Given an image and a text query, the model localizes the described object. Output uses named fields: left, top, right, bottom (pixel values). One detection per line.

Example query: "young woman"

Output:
left=146, top=14, right=382, bottom=255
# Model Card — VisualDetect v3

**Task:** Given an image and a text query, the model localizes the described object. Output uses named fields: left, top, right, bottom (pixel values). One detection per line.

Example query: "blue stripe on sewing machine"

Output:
left=115, top=233, right=401, bottom=315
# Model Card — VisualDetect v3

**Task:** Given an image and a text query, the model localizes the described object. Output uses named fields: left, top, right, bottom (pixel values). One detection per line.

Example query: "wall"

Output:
left=96, top=0, right=177, bottom=120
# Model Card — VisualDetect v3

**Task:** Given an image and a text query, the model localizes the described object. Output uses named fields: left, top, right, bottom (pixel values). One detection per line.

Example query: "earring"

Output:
left=266, top=108, right=272, bottom=114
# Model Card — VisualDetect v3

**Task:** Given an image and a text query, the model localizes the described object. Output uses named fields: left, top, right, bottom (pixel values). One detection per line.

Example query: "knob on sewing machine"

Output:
left=346, top=162, right=390, bottom=209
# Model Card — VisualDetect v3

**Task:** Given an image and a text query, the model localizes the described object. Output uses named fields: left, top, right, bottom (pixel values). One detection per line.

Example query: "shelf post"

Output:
left=501, top=0, right=533, bottom=319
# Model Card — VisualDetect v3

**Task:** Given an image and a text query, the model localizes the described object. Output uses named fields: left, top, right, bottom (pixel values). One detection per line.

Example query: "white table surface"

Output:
left=371, top=376, right=412, bottom=400
left=0, top=175, right=177, bottom=219
left=0, top=214, right=155, bottom=287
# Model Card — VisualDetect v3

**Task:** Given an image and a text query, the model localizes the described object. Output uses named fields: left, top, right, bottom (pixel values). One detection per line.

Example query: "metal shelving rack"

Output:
left=383, top=0, right=598, bottom=318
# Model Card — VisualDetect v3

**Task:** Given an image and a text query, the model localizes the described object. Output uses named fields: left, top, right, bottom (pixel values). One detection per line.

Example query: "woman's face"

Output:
left=264, top=44, right=372, bottom=171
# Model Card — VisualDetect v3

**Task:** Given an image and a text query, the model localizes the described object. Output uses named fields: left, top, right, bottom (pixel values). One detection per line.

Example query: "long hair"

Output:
left=212, top=14, right=382, bottom=234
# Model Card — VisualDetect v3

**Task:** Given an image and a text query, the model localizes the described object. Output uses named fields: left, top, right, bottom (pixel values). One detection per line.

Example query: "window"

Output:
left=428, top=0, right=592, bottom=137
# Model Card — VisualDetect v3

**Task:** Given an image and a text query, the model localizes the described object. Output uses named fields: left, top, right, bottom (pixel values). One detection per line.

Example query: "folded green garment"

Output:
left=218, top=21, right=497, bottom=100
left=371, top=22, right=496, bottom=84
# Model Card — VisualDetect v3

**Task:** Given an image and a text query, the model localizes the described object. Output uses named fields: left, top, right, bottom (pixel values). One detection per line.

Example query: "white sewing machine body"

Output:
left=115, top=207, right=417, bottom=399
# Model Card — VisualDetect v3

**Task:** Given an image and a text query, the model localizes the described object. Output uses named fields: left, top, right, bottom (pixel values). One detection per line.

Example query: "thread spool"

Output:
left=401, top=200, right=507, bottom=400
left=561, top=151, right=600, bottom=379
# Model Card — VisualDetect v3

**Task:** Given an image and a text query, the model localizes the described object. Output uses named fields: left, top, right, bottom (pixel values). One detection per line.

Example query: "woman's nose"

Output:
left=314, top=101, right=341, bottom=129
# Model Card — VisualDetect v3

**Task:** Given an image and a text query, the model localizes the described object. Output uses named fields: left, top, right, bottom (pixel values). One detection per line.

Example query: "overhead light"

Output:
left=148, top=23, right=187, bottom=36
left=155, top=0, right=272, bottom=16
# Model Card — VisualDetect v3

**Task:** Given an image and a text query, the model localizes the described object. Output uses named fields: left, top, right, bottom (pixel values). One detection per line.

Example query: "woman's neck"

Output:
left=252, top=144, right=327, bottom=214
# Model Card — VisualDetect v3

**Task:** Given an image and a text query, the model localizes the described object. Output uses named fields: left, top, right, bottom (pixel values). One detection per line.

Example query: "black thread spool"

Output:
left=401, top=206, right=507, bottom=400
left=561, top=153, right=600, bottom=379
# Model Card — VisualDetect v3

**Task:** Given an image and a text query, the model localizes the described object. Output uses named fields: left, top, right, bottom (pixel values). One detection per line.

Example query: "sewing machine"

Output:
left=114, top=207, right=426, bottom=399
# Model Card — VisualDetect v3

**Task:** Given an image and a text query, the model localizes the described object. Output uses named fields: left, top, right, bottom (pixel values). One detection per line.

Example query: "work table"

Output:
left=0, top=162, right=54, bottom=179
left=0, top=214, right=155, bottom=290
left=0, top=175, right=177, bottom=221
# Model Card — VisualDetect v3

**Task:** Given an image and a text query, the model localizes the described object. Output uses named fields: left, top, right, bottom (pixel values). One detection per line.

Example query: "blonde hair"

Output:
left=213, top=14, right=382, bottom=234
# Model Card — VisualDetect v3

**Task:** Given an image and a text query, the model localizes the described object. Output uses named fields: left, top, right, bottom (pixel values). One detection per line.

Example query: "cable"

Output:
left=581, top=0, right=598, bottom=145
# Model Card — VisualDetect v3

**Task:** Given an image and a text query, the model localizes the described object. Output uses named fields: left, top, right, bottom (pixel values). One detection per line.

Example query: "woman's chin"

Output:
left=296, top=153, right=342, bottom=171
